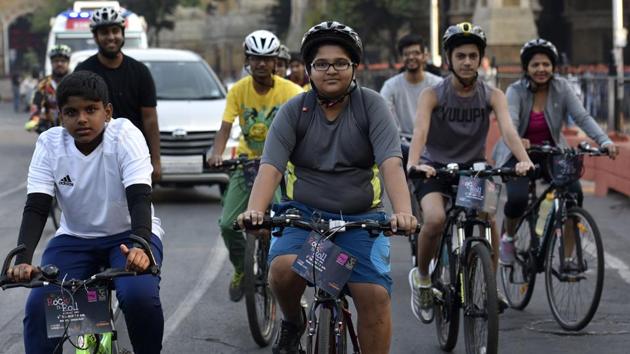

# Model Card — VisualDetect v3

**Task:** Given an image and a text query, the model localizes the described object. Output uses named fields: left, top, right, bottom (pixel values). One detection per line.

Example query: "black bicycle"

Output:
left=216, top=156, right=278, bottom=346
left=408, top=164, right=524, bottom=354
left=499, top=142, right=607, bottom=331
left=0, top=235, right=160, bottom=354
left=237, top=209, right=419, bottom=354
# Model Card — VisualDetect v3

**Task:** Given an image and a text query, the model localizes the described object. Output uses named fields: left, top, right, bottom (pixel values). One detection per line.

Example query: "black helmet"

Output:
left=443, top=22, right=487, bottom=58
left=49, top=44, right=72, bottom=59
left=300, top=21, right=363, bottom=66
left=520, top=38, right=558, bottom=70
left=90, top=7, right=125, bottom=31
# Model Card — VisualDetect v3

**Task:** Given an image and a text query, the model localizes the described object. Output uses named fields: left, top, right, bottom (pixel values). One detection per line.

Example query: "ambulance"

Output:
left=45, top=1, right=148, bottom=74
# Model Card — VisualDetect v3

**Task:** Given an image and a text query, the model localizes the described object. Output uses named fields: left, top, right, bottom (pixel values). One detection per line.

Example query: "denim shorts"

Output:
left=268, top=201, right=393, bottom=295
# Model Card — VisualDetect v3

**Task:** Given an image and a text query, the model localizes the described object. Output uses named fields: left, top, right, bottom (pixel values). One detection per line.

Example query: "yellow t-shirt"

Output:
left=223, top=75, right=303, bottom=157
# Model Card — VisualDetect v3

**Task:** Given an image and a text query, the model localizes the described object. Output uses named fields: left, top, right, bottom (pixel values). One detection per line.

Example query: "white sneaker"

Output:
left=408, top=267, right=434, bottom=323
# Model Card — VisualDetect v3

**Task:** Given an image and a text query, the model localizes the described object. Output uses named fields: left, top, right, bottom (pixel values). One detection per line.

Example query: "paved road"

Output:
left=0, top=102, right=628, bottom=353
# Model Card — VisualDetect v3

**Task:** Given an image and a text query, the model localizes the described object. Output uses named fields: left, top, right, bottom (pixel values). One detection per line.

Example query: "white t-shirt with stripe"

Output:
left=27, top=118, right=164, bottom=239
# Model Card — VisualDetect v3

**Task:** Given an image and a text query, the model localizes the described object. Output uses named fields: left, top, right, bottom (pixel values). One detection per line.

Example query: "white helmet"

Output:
left=243, top=30, right=280, bottom=57
left=90, top=7, right=125, bottom=31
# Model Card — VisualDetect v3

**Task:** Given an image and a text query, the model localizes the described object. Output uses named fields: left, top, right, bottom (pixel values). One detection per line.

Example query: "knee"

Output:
left=269, top=256, right=298, bottom=290
left=117, top=281, right=162, bottom=316
left=422, top=211, right=446, bottom=236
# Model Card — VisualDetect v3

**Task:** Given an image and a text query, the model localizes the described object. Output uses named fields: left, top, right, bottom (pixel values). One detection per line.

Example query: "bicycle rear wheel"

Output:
left=244, top=232, right=278, bottom=346
left=499, top=216, right=537, bottom=310
left=463, top=244, right=498, bottom=354
left=433, top=237, right=459, bottom=351
left=544, top=207, right=604, bottom=331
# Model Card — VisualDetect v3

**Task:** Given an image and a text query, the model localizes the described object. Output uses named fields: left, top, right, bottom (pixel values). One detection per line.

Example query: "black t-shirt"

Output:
left=75, top=54, right=157, bottom=133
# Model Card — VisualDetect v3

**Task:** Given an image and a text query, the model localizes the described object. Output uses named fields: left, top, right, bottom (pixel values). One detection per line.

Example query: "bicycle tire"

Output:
left=499, top=216, right=537, bottom=310
left=434, top=239, right=459, bottom=351
left=463, top=244, right=498, bottom=354
left=244, top=232, right=278, bottom=346
left=315, top=306, right=333, bottom=354
left=544, top=207, right=604, bottom=331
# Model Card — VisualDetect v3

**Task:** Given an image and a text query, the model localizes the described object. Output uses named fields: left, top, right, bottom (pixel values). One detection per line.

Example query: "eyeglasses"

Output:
left=310, top=60, right=354, bottom=72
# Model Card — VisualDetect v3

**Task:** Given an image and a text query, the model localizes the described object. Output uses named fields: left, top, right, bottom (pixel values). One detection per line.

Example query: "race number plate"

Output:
left=292, top=232, right=357, bottom=297
left=44, top=286, right=112, bottom=338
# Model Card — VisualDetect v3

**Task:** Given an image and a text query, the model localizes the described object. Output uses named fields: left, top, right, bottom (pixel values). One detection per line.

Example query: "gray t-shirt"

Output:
left=262, top=88, right=402, bottom=214
left=422, top=76, right=493, bottom=165
left=380, top=72, right=442, bottom=136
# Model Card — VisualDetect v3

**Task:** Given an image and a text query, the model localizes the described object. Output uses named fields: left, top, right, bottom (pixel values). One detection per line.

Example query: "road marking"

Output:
left=163, top=244, right=228, bottom=342
left=0, top=182, right=26, bottom=199
left=582, top=238, right=630, bottom=285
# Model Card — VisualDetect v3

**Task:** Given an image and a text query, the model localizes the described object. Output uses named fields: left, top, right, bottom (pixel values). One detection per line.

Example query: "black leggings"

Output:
left=503, top=157, right=583, bottom=219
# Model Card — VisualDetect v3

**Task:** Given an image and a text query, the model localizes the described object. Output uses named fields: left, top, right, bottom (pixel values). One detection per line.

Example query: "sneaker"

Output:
left=562, top=258, right=583, bottom=273
left=409, top=267, right=434, bottom=323
left=229, top=271, right=244, bottom=302
left=272, top=316, right=306, bottom=354
left=497, top=288, right=509, bottom=314
left=499, top=234, right=515, bottom=265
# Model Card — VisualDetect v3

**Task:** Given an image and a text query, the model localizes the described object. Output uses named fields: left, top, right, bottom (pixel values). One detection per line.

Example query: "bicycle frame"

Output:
left=510, top=180, right=583, bottom=276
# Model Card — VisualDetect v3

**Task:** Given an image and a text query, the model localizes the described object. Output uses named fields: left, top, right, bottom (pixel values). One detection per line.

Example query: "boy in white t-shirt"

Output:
left=5, top=71, right=164, bottom=354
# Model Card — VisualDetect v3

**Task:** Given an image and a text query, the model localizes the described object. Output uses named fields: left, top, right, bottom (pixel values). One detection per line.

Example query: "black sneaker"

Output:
left=272, top=318, right=306, bottom=354
left=228, top=271, right=244, bottom=302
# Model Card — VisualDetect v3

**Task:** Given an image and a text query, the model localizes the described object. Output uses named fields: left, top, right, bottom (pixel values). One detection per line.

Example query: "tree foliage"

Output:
left=304, top=0, right=426, bottom=66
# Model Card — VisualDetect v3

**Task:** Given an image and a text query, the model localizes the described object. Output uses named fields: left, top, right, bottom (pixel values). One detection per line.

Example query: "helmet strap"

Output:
left=450, top=66, right=478, bottom=89
left=524, top=73, right=553, bottom=93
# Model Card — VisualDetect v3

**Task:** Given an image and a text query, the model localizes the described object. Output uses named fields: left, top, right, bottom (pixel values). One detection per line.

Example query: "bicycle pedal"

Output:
left=431, top=288, right=444, bottom=302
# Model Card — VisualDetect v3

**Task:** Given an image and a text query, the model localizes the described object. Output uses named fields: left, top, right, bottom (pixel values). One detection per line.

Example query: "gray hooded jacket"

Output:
left=492, top=76, right=612, bottom=167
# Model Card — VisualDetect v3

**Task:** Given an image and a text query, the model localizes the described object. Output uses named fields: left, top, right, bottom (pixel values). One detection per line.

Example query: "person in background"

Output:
left=478, top=56, right=497, bottom=87
left=277, top=44, right=291, bottom=78
left=288, top=51, right=310, bottom=90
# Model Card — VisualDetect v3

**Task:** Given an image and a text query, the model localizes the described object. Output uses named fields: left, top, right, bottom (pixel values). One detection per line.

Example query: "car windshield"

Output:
left=56, top=36, right=143, bottom=51
left=144, top=61, right=225, bottom=100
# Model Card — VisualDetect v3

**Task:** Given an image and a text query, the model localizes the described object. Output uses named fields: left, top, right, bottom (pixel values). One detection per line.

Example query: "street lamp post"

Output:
left=430, top=0, right=442, bottom=67
left=613, top=0, right=627, bottom=132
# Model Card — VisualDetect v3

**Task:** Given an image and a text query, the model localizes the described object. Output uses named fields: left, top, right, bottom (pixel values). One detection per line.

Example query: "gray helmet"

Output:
left=243, top=30, right=280, bottom=57
left=520, top=38, right=559, bottom=70
left=49, top=44, right=72, bottom=59
left=278, top=44, right=291, bottom=62
left=90, top=7, right=125, bottom=31
left=300, top=21, right=363, bottom=65
left=442, top=22, right=487, bottom=58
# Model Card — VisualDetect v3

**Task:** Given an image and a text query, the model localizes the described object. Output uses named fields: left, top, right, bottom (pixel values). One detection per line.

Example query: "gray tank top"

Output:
left=422, top=76, right=492, bottom=165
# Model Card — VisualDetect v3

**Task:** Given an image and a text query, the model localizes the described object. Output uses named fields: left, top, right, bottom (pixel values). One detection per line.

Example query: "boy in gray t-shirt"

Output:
left=380, top=34, right=442, bottom=137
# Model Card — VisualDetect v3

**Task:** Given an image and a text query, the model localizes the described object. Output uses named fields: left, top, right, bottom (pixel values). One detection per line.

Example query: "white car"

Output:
left=71, top=48, right=240, bottom=189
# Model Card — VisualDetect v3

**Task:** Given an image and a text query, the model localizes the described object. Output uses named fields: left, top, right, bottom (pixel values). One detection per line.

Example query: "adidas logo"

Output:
left=59, top=175, right=74, bottom=186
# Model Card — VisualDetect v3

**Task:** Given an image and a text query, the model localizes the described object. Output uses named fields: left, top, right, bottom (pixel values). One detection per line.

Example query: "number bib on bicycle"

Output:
left=455, top=176, right=501, bottom=215
left=292, top=232, right=358, bottom=297
left=44, top=285, right=112, bottom=338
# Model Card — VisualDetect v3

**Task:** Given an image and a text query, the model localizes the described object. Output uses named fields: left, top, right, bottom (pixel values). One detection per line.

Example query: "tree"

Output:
left=122, top=0, right=179, bottom=46
left=308, top=0, right=426, bottom=67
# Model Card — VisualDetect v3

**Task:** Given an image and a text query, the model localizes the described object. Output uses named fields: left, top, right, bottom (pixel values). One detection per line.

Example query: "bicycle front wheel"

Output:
left=315, top=306, right=333, bottom=354
left=244, top=233, right=278, bottom=346
left=434, top=239, right=459, bottom=351
left=499, top=216, right=537, bottom=310
left=463, top=244, right=498, bottom=354
left=544, top=207, right=604, bottom=331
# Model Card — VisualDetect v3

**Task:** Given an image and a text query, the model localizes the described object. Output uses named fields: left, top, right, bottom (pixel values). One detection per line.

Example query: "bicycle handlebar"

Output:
left=207, top=155, right=259, bottom=170
left=527, top=141, right=609, bottom=156
left=232, top=209, right=420, bottom=236
left=407, top=165, right=537, bottom=180
left=0, top=234, right=160, bottom=291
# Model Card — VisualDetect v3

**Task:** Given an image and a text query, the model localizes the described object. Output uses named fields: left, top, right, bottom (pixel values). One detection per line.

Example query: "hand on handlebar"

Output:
left=6, top=263, right=40, bottom=283
left=604, top=143, right=619, bottom=160
left=389, top=212, right=418, bottom=236
left=409, top=164, right=436, bottom=178
left=120, top=245, right=150, bottom=273
left=206, top=154, right=223, bottom=167
left=515, top=160, right=535, bottom=176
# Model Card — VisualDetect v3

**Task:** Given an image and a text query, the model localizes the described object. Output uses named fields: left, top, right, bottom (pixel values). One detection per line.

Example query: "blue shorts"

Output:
left=268, top=201, right=393, bottom=295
